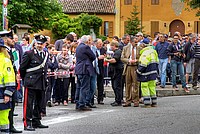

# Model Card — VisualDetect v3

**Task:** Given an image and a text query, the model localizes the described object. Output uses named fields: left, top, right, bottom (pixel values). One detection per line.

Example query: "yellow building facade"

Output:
left=116, top=0, right=200, bottom=38
left=39, top=0, right=200, bottom=40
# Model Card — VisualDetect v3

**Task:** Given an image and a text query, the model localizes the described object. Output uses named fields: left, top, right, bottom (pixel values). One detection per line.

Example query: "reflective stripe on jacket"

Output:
left=0, top=53, right=15, bottom=110
left=136, top=46, right=159, bottom=82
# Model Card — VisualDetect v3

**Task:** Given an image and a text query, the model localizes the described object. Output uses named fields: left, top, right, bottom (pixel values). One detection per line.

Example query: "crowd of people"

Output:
left=0, top=30, right=200, bottom=133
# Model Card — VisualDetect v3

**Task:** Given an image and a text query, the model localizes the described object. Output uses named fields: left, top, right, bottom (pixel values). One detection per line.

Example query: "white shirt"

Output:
left=130, top=45, right=136, bottom=60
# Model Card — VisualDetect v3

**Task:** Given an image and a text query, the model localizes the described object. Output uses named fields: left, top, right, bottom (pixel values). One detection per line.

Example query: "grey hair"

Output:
left=130, top=36, right=136, bottom=42
left=81, top=35, right=90, bottom=43
left=122, top=34, right=130, bottom=40
left=189, top=33, right=197, bottom=40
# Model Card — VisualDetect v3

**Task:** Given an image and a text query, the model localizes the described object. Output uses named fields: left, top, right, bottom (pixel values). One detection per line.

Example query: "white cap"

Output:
left=136, top=32, right=143, bottom=36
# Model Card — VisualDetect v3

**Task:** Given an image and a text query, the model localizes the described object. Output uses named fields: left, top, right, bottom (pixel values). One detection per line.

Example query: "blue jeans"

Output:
left=170, top=60, right=186, bottom=88
left=75, top=74, right=90, bottom=109
left=159, top=58, right=168, bottom=87
left=86, top=74, right=97, bottom=104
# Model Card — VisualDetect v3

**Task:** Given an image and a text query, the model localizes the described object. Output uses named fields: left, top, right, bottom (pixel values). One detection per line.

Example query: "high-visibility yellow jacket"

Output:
left=136, top=46, right=159, bottom=82
left=0, top=53, right=16, bottom=110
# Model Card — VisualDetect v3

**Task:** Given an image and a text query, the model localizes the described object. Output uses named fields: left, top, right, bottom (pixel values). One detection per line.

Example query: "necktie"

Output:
left=132, top=47, right=135, bottom=60
left=95, top=50, right=100, bottom=74
left=96, top=50, right=99, bottom=58
left=176, top=45, right=178, bottom=51
left=40, top=52, right=43, bottom=59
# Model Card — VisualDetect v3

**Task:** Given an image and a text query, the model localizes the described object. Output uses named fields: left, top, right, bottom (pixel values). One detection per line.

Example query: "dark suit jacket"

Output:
left=119, top=41, right=126, bottom=50
left=19, top=49, right=48, bottom=90
left=75, top=43, right=96, bottom=76
left=97, top=47, right=106, bottom=76
left=14, top=42, right=23, bottom=64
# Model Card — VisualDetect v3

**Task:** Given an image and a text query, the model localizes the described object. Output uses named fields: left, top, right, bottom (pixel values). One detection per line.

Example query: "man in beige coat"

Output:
left=121, top=36, right=141, bottom=107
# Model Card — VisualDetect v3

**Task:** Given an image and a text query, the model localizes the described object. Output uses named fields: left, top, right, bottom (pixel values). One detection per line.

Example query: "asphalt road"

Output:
left=14, top=96, right=200, bottom=134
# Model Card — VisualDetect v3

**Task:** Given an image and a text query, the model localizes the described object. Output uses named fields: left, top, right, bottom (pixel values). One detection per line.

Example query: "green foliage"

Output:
left=50, top=13, right=102, bottom=40
left=0, top=0, right=62, bottom=32
left=181, top=0, right=200, bottom=16
left=77, top=13, right=102, bottom=37
left=49, top=13, right=82, bottom=39
left=125, top=5, right=144, bottom=35
left=98, top=35, right=107, bottom=41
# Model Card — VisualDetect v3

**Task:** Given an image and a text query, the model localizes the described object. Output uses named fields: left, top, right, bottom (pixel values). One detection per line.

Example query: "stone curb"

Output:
left=104, top=87, right=200, bottom=98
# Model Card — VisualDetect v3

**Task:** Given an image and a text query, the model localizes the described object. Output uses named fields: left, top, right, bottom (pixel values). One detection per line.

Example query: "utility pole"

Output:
left=3, top=0, right=8, bottom=31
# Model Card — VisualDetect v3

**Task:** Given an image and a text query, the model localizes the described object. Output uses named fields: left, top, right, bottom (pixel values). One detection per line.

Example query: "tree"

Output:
left=0, top=0, right=63, bottom=32
left=181, top=0, right=200, bottom=16
left=125, top=5, right=144, bottom=35
left=77, top=13, right=103, bottom=37
left=49, top=13, right=82, bottom=39
left=49, top=13, right=102, bottom=40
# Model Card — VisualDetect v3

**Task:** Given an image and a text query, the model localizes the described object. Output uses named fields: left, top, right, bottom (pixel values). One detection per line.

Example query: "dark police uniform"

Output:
left=19, top=35, right=49, bottom=131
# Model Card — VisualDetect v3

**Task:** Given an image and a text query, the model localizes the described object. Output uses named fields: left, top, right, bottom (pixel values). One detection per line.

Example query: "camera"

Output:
left=177, top=48, right=184, bottom=57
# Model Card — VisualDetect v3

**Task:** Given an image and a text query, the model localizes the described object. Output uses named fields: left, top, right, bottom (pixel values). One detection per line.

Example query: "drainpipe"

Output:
left=140, top=0, right=143, bottom=32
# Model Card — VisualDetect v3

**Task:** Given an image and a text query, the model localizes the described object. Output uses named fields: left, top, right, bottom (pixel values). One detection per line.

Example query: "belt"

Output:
left=127, top=64, right=138, bottom=66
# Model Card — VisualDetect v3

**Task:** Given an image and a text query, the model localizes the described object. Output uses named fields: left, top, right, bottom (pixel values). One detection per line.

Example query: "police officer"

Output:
left=0, top=31, right=22, bottom=133
left=20, top=35, right=49, bottom=131
left=0, top=38, right=16, bottom=133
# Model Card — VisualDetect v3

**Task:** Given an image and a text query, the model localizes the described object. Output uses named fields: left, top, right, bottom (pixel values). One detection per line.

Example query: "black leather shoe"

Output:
left=71, top=100, right=75, bottom=104
left=111, top=102, right=122, bottom=106
left=33, top=124, right=49, bottom=128
left=76, top=107, right=92, bottom=111
left=24, top=126, right=35, bottom=131
left=10, top=127, right=22, bottom=133
left=122, top=103, right=131, bottom=107
left=47, top=101, right=54, bottom=107
left=98, top=101, right=104, bottom=105
left=86, top=103, right=97, bottom=108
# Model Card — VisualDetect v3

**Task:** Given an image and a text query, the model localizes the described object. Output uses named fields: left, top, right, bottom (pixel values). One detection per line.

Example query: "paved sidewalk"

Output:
left=104, top=84, right=200, bottom=97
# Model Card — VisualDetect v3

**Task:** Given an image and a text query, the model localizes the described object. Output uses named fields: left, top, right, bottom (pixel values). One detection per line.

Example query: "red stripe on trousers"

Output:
left=23, top=88, right=28, bottom=127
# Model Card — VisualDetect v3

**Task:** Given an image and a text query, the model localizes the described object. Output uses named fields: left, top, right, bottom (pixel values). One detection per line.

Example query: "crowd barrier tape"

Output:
left=47, top=71, right=74, bottom=77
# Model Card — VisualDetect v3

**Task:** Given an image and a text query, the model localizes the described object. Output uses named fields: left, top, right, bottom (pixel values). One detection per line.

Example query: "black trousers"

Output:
left=69, top=74, right=76, bottom=102
left=46, top=76, right=55, bottom=102
left=139, top=82, right=142, bottom=98
left=9, top=91, right=17, bottom=129
left=111, top=69, right=123, bottom=104
left=97, top=74, right=104, bottom=102
left=41, top=89, right=46, bottom=114
left=23, top=88, right=43, bottom=127
left=193, top=58, right=200, bottom=86
left=121, top=75, right=125, bottom=100
left=55, top=78, right=70, bottom=103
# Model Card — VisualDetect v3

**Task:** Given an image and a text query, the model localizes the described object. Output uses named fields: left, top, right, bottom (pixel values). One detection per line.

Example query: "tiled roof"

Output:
left=59, top=0, right=115, bottom=14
